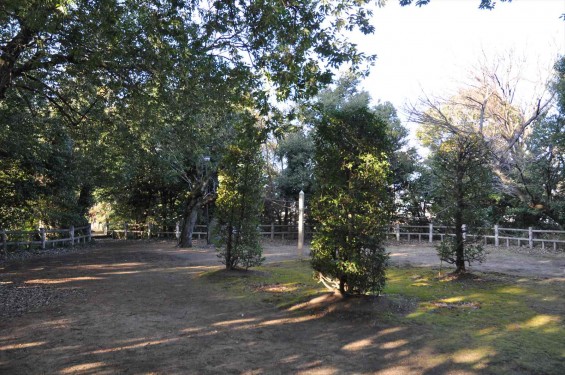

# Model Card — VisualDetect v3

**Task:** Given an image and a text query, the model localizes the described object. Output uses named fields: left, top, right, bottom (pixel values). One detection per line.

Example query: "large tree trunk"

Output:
left=0, top=27, right=34, bottom=99
left=179, top=208, right=198, bottom=247
left=339, top=277, right=347, bottom=296
left=77, top=184, right=93, bottom=223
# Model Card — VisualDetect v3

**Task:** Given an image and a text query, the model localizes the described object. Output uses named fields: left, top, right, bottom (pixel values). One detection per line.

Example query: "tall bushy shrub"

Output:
left=310, top=77, right=393, bottom=295
left=215, top=117, right=265, bottom=270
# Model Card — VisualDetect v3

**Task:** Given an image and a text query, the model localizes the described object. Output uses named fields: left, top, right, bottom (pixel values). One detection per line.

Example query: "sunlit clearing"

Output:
left=452, top=347, right=493, bottom=364
left=297, top=367, right=337, bottom=375
left=279, top=354, right=300, bottom=364
left=520, top=315, right=561, bottom=329
left=498, top=286, right=526, bottom=295
left=410, top=282, right=430, bottom=287
left=407, top=311, right=424, bottom=319
left=62, top=263, right=144, bottom=270
left=476, top=327, right=497, bottom=336
left=213, top=318, right=257, bottom=327
left=25, top=276, right=102, bottom=284
left=257, top=284, right=298, bottom=293
left=342, top=338, right=373, bottom=351
left=180, top=327, right=202, bottom=334
left=242, top=369, right=263, bottom=375
left=541, top=277, right=565, bottom=284
left=380, top=339, right=409, bottom=349
left=288, top=293, right=338, bottom=311
left=39, top=318, right=72, bottom=328
left=294, top=361, right=337, bottom=375
left=260, top=315, right=317, bottom=326
left=99, top=271, right=141, bottom=275
left=440, top=296, right=465, bottom=303
left=61, top=362, right=106, bottom=374
left=89, top=338, right=179, bottom=354
left=0, top=341, right=46, bottom=351
left=376, top=327, right=405, bottom=337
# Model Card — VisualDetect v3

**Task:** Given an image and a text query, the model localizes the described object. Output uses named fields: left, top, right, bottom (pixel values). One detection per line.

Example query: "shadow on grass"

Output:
left=0, top=240, right=562, bottom=374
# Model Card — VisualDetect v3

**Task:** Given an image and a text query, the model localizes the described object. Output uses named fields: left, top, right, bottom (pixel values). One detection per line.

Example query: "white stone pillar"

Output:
left=298, top=191, right=304, bottom=255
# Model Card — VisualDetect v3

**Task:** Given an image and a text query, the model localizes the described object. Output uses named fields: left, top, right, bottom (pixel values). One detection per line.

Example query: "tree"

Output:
left=425, top=133, right=492, bottom=273
left=215, top=115, right=265, bottom=270
left=1, top=0, right=380, bottom=232
left=504, top=57, right=565, bottom=228
left=310, top=76, right=392, bottom=295
left=410, top=52, right=557, bottom=226
left=373, top=102, right=420, bottom=222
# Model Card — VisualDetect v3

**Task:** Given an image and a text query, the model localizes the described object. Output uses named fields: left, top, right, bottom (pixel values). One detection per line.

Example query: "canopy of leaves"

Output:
left=0, top=0, right=378, bottom=229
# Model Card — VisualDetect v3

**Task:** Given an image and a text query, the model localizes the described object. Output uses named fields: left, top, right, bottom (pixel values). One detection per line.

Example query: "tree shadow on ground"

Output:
left=0, top=240, right=562, bottom=374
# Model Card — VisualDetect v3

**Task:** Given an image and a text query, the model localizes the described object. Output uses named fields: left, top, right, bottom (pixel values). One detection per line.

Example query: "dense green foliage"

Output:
left=215, top=116, right=265, bottom=270
left=0, top=0, right=378, bottom=232
left=423, top=131, right=493, bottom=272
left=310, top=78, right=393, bottom=295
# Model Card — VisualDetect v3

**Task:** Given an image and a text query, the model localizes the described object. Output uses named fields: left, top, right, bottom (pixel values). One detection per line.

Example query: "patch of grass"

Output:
left=200, top=260, right=327, bottom=309
left=201, top=261, right=563, bottom=374
left=385, top=265, right=564, bottom=374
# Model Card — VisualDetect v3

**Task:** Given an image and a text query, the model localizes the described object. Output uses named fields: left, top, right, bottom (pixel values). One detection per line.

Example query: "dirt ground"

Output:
left=0, top=240, right=563, bottom=374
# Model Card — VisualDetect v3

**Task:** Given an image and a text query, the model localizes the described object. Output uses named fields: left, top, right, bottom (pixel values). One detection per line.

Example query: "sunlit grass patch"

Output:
left=385, top=265, right=564, bottom=374
left=200, top=260, right=326, bottom=308
left=201, top=261, right=564, bottom=374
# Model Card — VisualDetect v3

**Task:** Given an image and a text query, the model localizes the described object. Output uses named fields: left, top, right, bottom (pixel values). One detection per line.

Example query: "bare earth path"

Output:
left=0, top=240, right=563, bottom=374
left=386, top=243, right=565, bottom=279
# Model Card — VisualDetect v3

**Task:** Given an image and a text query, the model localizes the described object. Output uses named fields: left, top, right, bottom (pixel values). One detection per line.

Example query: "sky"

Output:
left=350, top=0, right=565, bottom=132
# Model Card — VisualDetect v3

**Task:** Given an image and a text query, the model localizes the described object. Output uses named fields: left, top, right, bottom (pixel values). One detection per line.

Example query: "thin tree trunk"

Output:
left=226, top=224, right=233, bottom=270
left=454, top=162, right=466, bottom=273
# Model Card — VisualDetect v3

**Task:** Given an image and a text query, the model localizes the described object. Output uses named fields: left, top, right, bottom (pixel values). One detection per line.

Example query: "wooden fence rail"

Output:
left=386, top=223, right=565, bottom=250
left=104, top=223, right=314, bottom=241
left=1, top=224, right=93, bottom=256
left=101, top=222, right=564, bottom=251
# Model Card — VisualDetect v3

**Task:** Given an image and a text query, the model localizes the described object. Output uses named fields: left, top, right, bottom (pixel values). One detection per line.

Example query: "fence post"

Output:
left=298, top=190, right=304, bottom=255
left=462, top=224, right=467, bottom=241
left=528, top=227, right=533, bottom=249
left=494, top=225, right=499, bottom=247
left=270, top=222, right=275, bottom=241
left=124, top=222, right=128, bottom=240
left=87, top=224, right=92, bottom=242
left=147, top=223, right=152, bottom=239
left=175, top=222, right=180, bottom=240
left=40, top=228, right=46, bottom=250
left=395, top=223, right=400, bottom=242
left=104, top=222, right=109, bottom=236
left=2, top=229, right=7, bottom=257
left=70, top=225, right=75, bottom=246
left=429, top=223, right=433, bottom=243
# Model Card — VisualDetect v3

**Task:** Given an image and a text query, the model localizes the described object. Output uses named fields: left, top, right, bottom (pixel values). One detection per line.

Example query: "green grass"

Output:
left=200, top=259, right=327, bottom=309
left=202, top=261, right=564, bottom=374
left=385, top=266, right=564, bottom=374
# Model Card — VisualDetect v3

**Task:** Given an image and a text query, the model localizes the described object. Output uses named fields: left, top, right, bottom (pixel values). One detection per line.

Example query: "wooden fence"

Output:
left=101, top=221, right=565, bottom=251
left=386, top=224, right=565, bottom=250
left=105, top=223, right=313, bottom=241
left=1, top=225, right=92, bottom=256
